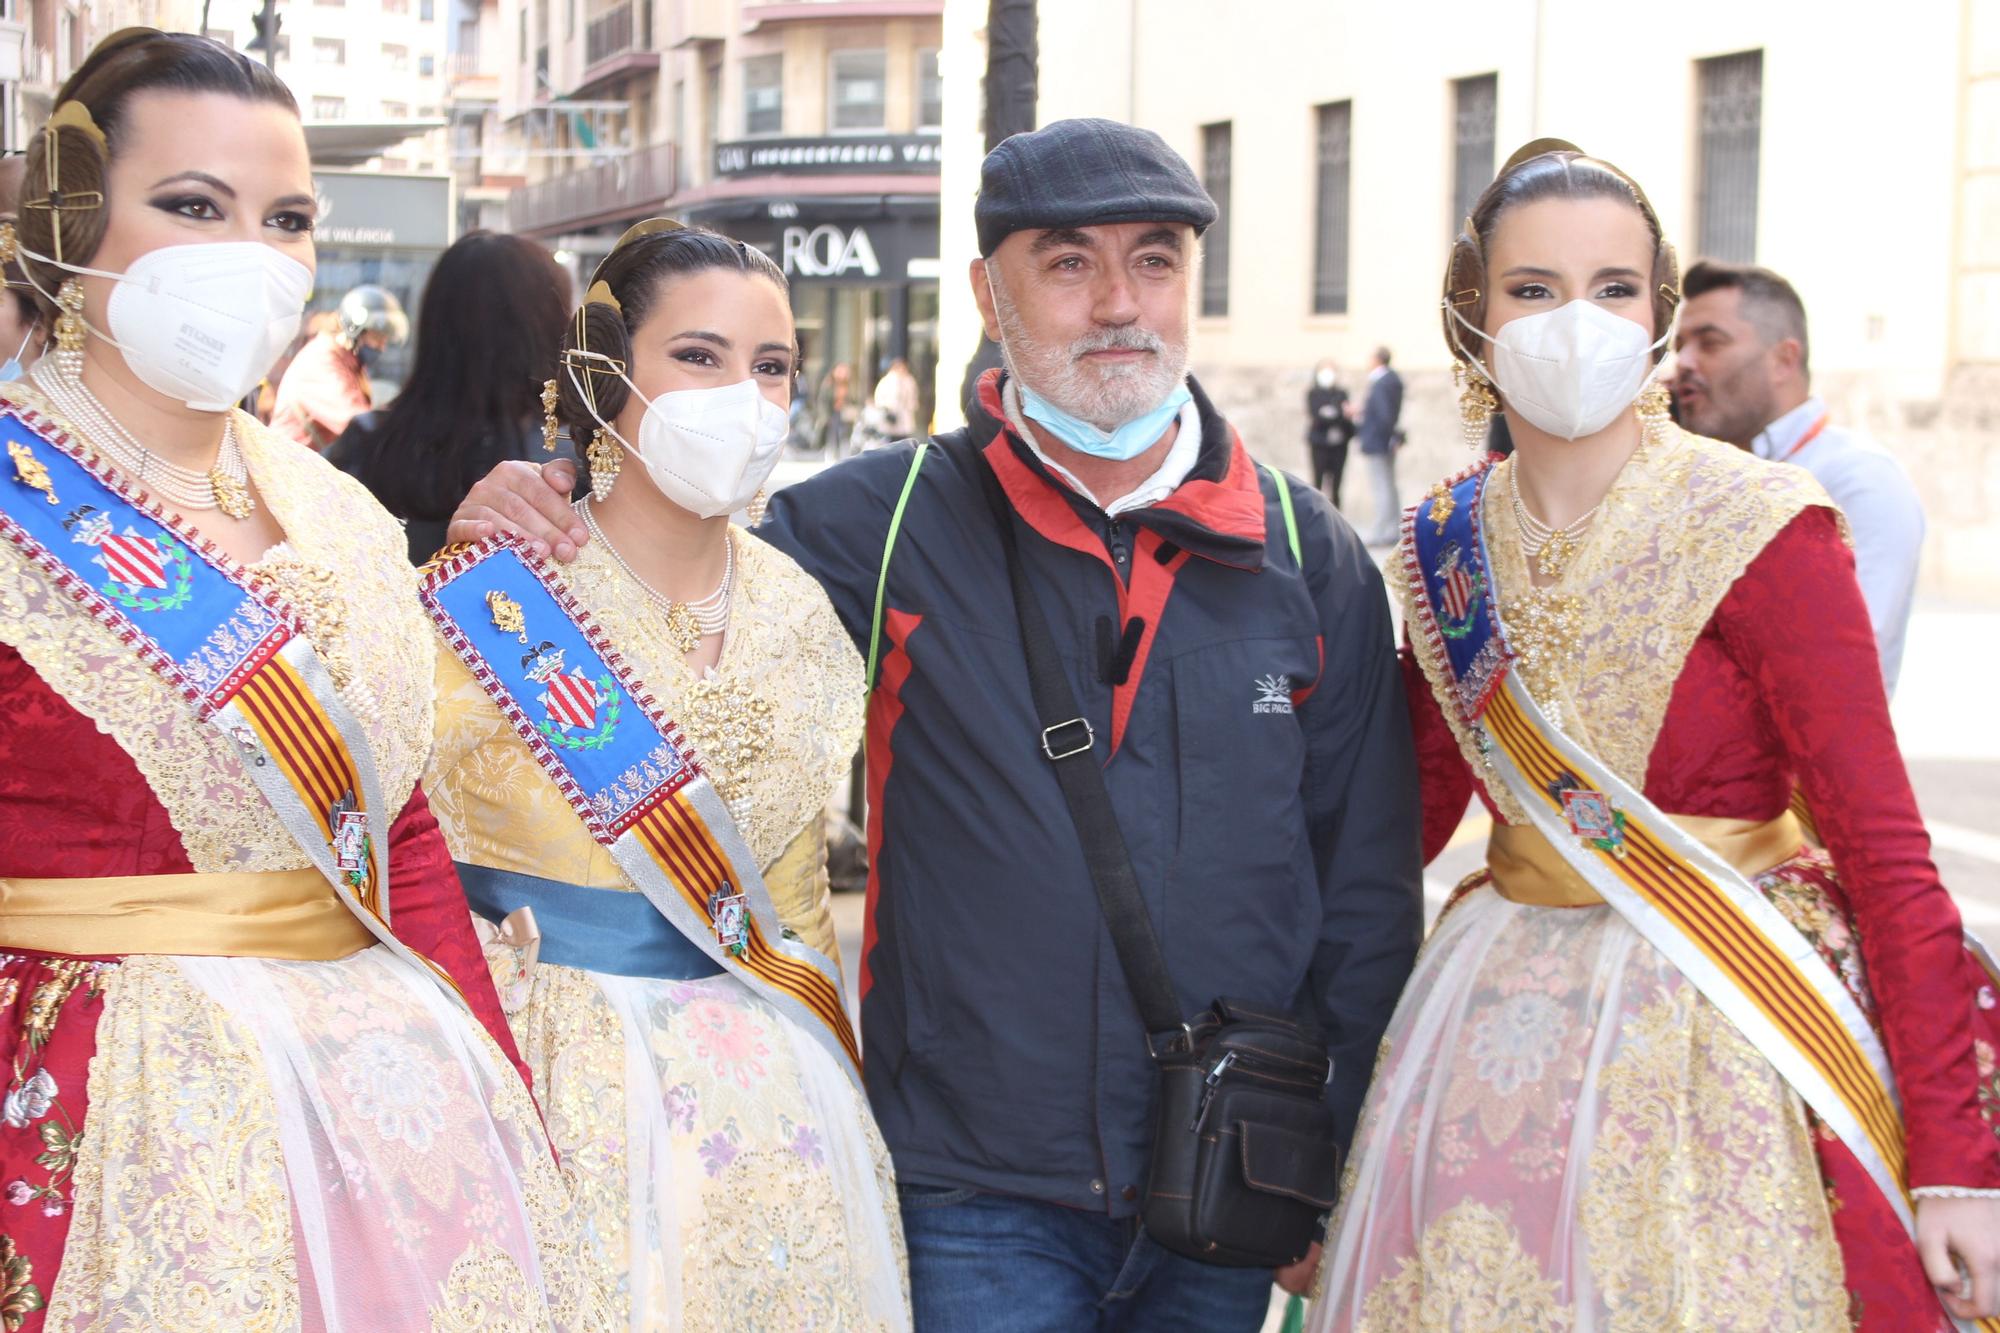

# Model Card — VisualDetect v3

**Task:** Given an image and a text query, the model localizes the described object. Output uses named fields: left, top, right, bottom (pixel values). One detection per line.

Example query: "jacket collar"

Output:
left=971, top=368, right=1267, bottom=571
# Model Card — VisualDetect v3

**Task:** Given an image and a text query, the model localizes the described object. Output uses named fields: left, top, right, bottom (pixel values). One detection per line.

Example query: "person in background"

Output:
left=1674, top=260, right=1925, bottom=694
left=0, top=155, right=47, bottom=378
left=815, top=360, right=857, bottom=455
left=271, top=282, right=407, bottom=450
left=873, top=355, right=921, bottom=438
left=1304, top=357, right=1352, bottom=507
left=326, top=231, right=572, bottom=563
left=1354, top=345, right=1403, bottom=545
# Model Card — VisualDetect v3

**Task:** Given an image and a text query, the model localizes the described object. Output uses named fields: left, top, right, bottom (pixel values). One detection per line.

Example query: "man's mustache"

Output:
left=1070, top=327, right=1167, bottom=360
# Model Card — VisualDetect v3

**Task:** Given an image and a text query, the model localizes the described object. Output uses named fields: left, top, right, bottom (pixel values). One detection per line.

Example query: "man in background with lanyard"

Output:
left=1674, top=260, right=1926, bottom=694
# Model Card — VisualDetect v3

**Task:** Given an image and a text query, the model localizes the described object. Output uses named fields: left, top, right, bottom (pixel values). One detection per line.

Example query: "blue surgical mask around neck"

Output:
left=1018, top=380, right=1191, bottom=461
left=0, top=326, right=37, bottom=382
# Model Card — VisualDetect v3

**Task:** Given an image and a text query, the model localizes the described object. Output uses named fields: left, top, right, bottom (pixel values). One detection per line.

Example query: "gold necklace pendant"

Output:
left=1534, top=529, right=1579, bottom=580
left=209, top=466, right=254, bottom=520
left=662, top=601, right=702, bottom=656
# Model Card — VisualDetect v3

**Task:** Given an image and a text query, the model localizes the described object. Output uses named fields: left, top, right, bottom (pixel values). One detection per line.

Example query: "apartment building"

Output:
left=933, top=0, right=2000, bottom=598
left=500, top=0, right=944, bottom=422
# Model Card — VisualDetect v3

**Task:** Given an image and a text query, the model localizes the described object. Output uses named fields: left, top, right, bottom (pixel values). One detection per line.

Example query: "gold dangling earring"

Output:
left=1456, top=362, right=1499, bottom=452
left=586, top=427, right=619, bottom=501
left=539, top=379, right=561, bottom=454
left=53, top=277, right=85, bottom=375
left=1636, top=381, right=1674, bottom=455
left=744, top=487, right=769, bottom=526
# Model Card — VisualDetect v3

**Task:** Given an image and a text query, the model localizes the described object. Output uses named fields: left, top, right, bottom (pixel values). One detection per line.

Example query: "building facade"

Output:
left=934, top=0, right=2000, bottom=600
left=498, top=0, right=944, bottom=428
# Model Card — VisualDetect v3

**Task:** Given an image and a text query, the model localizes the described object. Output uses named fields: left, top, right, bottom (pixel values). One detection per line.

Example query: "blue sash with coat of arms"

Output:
left=420, top=537, right=861, bottom=1085
left=0, top=401, right=468, bottom=1002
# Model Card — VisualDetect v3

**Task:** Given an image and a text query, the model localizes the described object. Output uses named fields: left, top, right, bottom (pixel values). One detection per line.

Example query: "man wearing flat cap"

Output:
left=452, top=117, right=1421, bottom=1330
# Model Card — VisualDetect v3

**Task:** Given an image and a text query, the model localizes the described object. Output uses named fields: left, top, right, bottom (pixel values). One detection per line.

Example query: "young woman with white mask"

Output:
left=0, top=30, right=606, bottom=1331
left=419, top=220, right=910, bottom=1330
left=1309, top=142, right=2000, bottom=1330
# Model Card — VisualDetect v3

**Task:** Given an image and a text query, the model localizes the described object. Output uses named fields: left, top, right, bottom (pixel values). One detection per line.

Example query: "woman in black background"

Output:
left=1304, top=356, right=1353, bottom=507
left=329, top=229, right=573, bottom=562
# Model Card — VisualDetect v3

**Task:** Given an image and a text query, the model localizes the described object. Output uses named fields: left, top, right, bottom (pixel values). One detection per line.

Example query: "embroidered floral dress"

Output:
left=1312, top=432, right=2000, bottom=1332
left=0, top=381, right=603, bottom=1332
left=427, top=526, right=910, bottom=1332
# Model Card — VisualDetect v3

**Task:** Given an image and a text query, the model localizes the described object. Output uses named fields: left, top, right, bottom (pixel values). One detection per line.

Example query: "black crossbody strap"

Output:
left=974, top=456, right=1188, bottom=1050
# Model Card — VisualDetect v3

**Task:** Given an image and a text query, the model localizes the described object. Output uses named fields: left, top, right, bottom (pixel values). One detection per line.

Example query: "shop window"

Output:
left=830, top=49, right=886, bottom=131
left=1450, top=73, right=1496, bottom=234
left=1696, top=50, right=1762, bottom=262
left=916, top=47, right=942, bottom=131
left=1312, top=100, right=1351, bottom=316
left=1200, top=121, right=1231, bottom=318
left=744, top=54, right=782, bottom=136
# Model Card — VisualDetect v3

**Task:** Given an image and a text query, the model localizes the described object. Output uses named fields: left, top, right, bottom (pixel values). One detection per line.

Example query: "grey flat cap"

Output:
left=975, top=118, right=1218, bottom=257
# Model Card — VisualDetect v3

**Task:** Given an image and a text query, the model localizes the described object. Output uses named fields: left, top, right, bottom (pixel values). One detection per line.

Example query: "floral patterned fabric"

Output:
left=1334, top=430, right=2000, bottom=1331
left=0, top=388, right=599, bottom=1329
left=428, top=523, right=908, bottom=1330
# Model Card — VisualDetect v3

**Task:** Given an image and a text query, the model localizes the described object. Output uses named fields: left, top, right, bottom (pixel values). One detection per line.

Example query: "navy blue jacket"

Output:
left=758, top=371, right=1422, bottom=1214
left=1356, top=367, right=1403, bottom=457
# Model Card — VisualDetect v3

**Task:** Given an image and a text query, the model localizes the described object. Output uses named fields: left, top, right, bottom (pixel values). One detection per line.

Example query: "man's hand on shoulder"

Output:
left=447, top=458, right=589, bottom=562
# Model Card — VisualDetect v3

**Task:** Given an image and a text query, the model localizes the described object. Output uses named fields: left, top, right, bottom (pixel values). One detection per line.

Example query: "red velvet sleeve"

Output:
left=1403, top=645, right=1474, bottom=867
left=385, top=784, right=534, bottom=1096
left=1715, top=507, right=2000, bottom=1189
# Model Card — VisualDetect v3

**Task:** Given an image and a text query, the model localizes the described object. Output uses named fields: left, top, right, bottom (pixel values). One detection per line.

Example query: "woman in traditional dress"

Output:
left=1309, top=141, right=2000, bottom=1330
left=420, top=221, right=909, bottom=1330
left=0, top=32, right=601, bottom=1331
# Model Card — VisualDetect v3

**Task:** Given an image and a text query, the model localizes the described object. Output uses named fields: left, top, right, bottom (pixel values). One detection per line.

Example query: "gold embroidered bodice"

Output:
left=1401, top=429, right=1837, bottom=824
left=0, top=380, right=436, bottom=871
left=427, top=526, right=866, bottom=967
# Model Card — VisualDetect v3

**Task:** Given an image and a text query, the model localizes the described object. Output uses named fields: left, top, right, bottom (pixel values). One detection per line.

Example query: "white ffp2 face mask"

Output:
left=21, top=239, right=313, bottom=411
left=575, top=368, right=790, bottom=518
left=1449, top=297, right=1671, bottom=440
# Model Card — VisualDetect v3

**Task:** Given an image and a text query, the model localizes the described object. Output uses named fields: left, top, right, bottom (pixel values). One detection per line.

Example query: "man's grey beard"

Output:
left=989, top=271, right=1188, bottom=431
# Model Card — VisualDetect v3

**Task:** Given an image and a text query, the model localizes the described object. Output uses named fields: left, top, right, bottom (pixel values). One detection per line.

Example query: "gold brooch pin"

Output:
left=486, top=589, right=529, bottom=643
left=1427, top=480, right=1456, bottom=534
left=9, top=440, right=58, bottom=505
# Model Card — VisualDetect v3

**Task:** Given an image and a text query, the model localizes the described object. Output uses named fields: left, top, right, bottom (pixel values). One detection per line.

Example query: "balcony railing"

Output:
left=507, top=141, right=677, bottom=234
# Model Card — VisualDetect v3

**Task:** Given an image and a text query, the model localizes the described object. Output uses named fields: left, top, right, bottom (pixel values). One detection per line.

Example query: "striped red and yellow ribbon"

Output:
left=628, top=790, right=859, bottom=1070
left=1483, top=683, right=1910, bottom=1189
left=232, top=649, right=381, bottom=919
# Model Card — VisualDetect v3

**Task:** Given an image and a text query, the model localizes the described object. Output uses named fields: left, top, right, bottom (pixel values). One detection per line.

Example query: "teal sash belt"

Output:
left=457, top=862, right=724, bottom=980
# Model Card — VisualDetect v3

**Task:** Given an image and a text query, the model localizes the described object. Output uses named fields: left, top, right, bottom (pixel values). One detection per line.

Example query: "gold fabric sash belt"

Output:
left=0, top=868, right=376, bottom=960
left=1488, top=810, right=1806, bottom=908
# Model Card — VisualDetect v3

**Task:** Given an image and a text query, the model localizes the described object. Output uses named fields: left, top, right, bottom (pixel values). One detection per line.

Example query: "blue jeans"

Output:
left=901, top=1185, right=1276, bottom=1332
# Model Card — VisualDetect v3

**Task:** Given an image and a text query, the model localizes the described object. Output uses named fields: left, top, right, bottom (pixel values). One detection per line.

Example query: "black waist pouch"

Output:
left=1142, top=999, right=1341, bottom=1267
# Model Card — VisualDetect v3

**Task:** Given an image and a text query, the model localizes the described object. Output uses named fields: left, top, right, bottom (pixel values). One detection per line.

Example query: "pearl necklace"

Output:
left=30, top=360, right=254, bottom=519
left=1509, top=467, right=1601, bottom=581
left=579, top=499, right=732, bottom=655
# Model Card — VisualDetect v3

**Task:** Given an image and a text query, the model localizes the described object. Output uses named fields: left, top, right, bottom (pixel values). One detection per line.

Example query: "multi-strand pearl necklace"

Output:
left=1509, top=467, right=1600, bottom=581
left=579, top=498, right=732, bottom=655
left=30, top=360, right=254, bottom=519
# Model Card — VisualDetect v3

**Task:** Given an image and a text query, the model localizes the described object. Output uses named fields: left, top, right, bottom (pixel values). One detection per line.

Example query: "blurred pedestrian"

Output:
left=1304, top=357, right=1352, bottom=507
left=1355, top=345, right=1403, bottom=545
left=874, top=355, right=920, bottom=438
left=326, top=231, right=572, bottom=563
left=815, top=360, right=857, bottom=454
left=1674, top=260, right=1924, bottom=694
left=272, top=283, right=407, bottom=450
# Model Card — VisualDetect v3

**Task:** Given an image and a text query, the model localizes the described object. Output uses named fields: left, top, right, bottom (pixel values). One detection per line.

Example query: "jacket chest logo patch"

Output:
left=1253, top=674, right=1294, bottom=715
